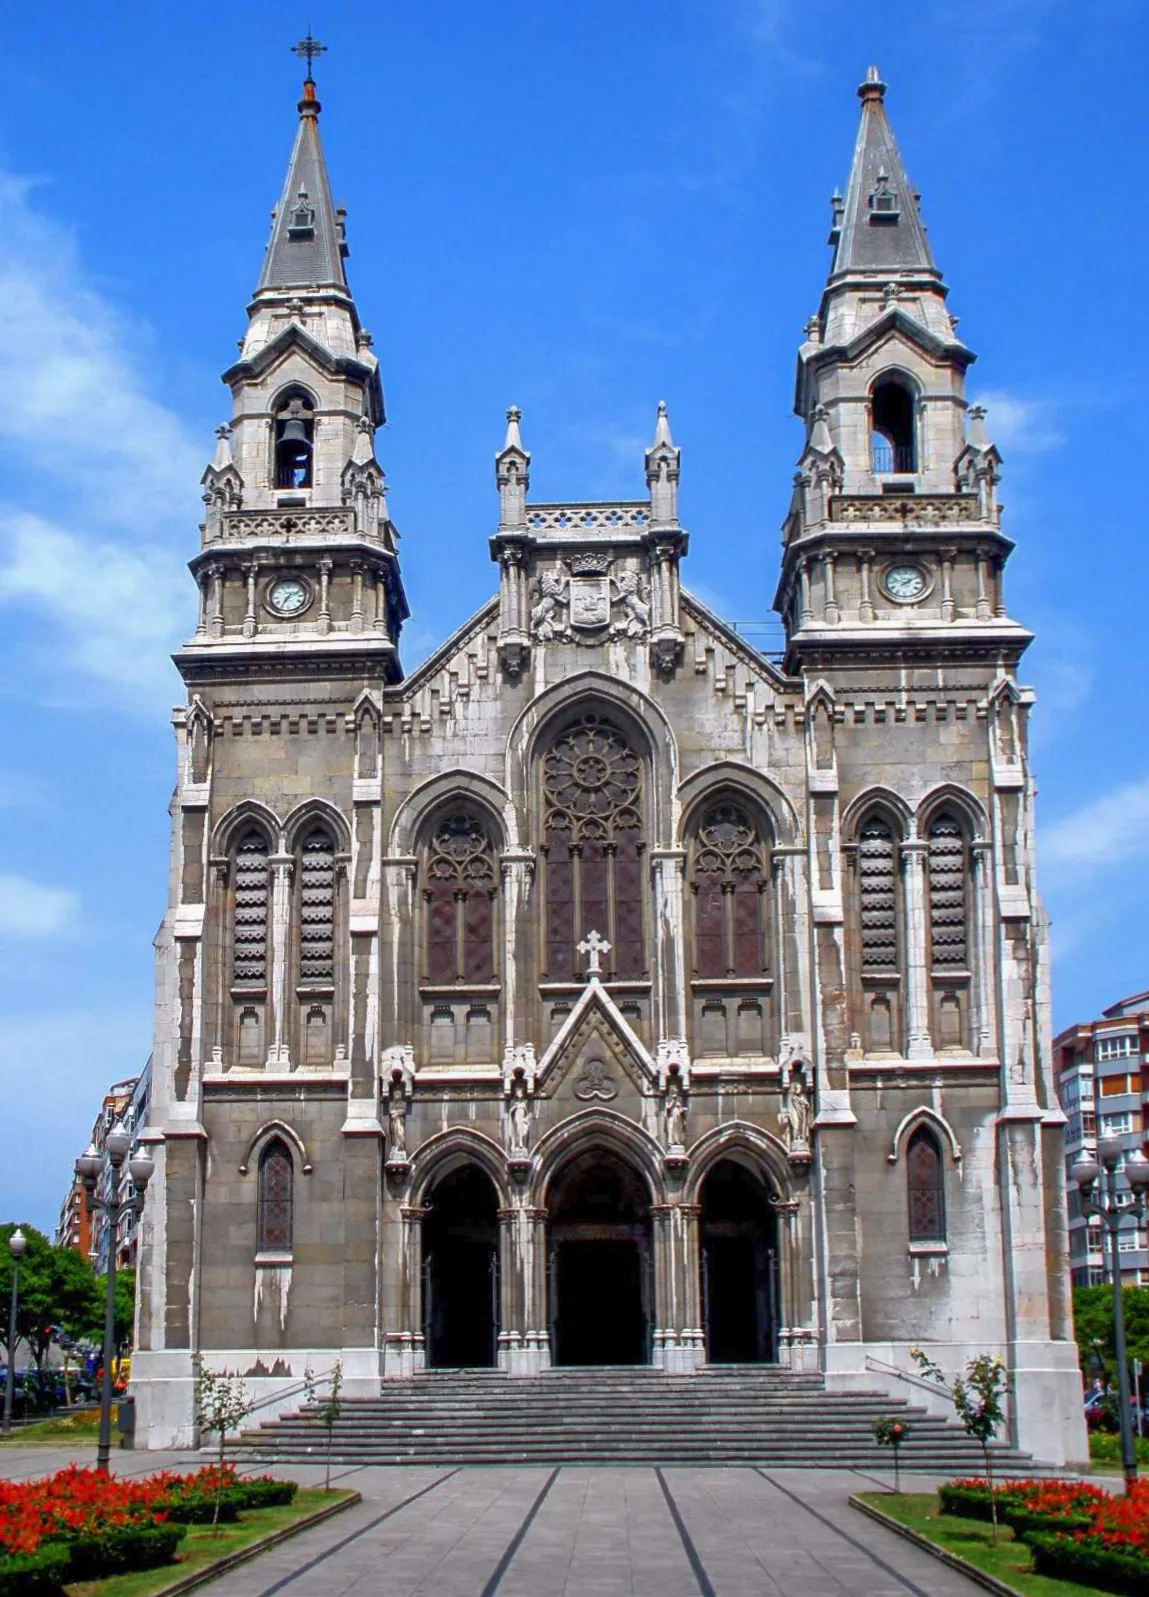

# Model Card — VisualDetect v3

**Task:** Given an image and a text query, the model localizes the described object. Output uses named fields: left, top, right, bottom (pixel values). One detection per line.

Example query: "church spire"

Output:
left=828, top=67, right=936, bottom=281
left=257, top=52, right=349, bottom=294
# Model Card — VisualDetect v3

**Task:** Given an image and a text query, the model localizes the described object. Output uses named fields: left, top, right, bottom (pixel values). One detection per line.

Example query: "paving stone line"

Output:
left=479, top=1466, right=561, bottom=1597
left=655, top=1468, right=717, bottom=1597
left=755, top=1471, right=935, bottom=1597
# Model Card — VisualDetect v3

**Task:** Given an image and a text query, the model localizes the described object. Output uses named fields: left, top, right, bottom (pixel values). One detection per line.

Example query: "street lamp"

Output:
left=1073, top=1138, right=1149, bottom=1491
left=75, top=1128, right=154, bottom=1473
left=2, top=1228, right=27, bottom=1437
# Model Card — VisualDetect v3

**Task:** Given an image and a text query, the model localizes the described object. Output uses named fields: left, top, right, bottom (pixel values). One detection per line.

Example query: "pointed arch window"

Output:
left=297, top=828, right=336, bottom=986
left=851, top=811, right=903, bottom=1055
left=926, top=813, right=969, bottom=971
left=257, top=1138, right=294, bottom=1254
left=542, top=716, right=645, bottom=982
left=906, top=1127, right=945, bottom=1242
left=232, top=828, right=271, bottom=987
left=273, top=390, right=315, bottom=490
left=871, top=378, right=916, bottom=475
left=424, top=813, right=498, bottom=985
left=689, top=802, right=770, bottom=980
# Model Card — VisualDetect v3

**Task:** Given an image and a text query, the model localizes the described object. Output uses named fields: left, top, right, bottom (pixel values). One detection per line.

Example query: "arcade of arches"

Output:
left=418, top=1149, right=784, bottom=1370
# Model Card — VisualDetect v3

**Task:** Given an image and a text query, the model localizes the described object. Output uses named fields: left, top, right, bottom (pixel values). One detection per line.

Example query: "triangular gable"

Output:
left=222, top=323, right=376, bottom=390
left=813, top=307, right=973, bottom=373
left=387, top=596, right=500, bottom=700
left=536, top=980, right=657, bottom=1095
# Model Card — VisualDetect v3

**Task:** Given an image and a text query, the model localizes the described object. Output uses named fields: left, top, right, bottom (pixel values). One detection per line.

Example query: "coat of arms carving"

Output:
left=529, top=558, right=650, bottom=642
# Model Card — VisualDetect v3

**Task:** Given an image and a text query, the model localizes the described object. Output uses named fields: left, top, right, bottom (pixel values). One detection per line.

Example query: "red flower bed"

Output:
left=0, top=1463, right=242, bottom=1559
left=949, top=1477, right=1149, bottom=1592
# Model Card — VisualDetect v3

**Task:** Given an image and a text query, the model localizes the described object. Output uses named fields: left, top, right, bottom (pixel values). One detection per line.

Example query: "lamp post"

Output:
left=2, top=1227, right=27, bottom=1437
left=75, top=1128, right=154, bottom=1474
left=1073, top=1137, right=1149, bottom=1492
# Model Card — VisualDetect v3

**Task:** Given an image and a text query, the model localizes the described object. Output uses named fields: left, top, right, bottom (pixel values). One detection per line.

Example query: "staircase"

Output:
left=238, top=1366, right=1046, bottom=1472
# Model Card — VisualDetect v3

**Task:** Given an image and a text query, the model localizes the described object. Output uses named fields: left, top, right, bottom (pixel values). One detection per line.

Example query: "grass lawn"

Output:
left=0, top=1409, right=102, bottom=1445
left=855, top=1492, right=1117, bottom=1597
left=62, top=1489, right=356, bottom=1597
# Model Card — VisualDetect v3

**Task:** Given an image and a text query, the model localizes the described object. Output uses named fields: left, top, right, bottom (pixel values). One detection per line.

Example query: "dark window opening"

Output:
left=871, top=380, right=916, bottom=474
left=701, top=1161, right=780, bottom=1362
left=233, top=828, right=270, bottom=987
left=274, top=392, right=315, bottom=489
left=549, top=1150, right=651, bottom=1365
left=257, top=1138, right=294, bottom=1253
left=907, top=1127, right=945, bottom=1242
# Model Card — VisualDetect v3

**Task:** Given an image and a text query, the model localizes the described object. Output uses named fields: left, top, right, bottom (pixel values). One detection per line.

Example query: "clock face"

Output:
left=883, top=563, right=928, bottom=602
left=266, top=577, right=309, bottom=616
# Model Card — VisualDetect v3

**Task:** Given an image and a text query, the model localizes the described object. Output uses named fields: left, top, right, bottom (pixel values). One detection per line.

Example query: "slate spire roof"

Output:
left=257, top=75, right=349, bottom=293
left=828, top=67, right=936, bottom=278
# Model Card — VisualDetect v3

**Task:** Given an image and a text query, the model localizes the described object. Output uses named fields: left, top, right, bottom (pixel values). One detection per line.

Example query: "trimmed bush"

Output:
left=157, top=1487, right=243, bottom=1524
left=64, top=1523, right=187, bottom=1581
left=938, top=1483, right=1021, bottom=1521
left=233, top=1479, right=298, bottom=1510
left=1029, top=1532, right=1149, bottom=1596
left=0, top=1544, right=70, bottom=1596
left=1002, top=1507, right=1093, bottom=1542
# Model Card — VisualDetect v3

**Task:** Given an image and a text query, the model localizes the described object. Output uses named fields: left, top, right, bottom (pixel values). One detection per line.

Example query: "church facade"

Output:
left=133, top=64, right=1086, bottom=1465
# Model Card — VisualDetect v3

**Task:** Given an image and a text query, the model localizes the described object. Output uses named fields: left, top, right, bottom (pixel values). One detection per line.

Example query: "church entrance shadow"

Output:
left=700, top=1160, right=779, bottom=1362
left=548, top=1149, right=651, bottom=1365
left=423, top=1165, right=499, bottom=1368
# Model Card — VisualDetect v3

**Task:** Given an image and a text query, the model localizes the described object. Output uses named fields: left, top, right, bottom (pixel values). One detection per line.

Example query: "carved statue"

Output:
left=386, top=1081, right=408, bottom=1161
left=530, top=571, right=568, bottom=641
left=507, top=1074, right=532, bottom=1156
left=664, top=1076, right=688, bottom=1151
left=612, top=569, right=649, bottom=638
left=780, top=1064, right=812, bottom=1152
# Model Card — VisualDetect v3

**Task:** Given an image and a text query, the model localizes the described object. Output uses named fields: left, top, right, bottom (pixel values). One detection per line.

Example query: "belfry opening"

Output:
left=549, top=1149, right=652, bottom=1366
left=423, top=1165, right=499, bottom=1368
left=700, top=1160, right=780, bottom=1363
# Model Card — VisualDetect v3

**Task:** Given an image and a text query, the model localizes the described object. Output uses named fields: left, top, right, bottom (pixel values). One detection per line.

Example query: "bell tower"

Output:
left=183, top=53, right=408, bottom=679
left=774, top=67, right=1028, bottom=672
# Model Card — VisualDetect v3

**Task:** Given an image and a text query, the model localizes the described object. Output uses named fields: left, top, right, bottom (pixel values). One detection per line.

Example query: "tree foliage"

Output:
left=0, top=1224, right=101, bottom=1371
left=1073, top=1285, right=1149, bottom=1387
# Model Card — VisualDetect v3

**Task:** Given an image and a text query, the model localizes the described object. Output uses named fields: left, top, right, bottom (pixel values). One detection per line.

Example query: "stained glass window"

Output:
left=258, top=1138, right=293, bottom=1253
left=907, top=1127, right=945, bottom=1242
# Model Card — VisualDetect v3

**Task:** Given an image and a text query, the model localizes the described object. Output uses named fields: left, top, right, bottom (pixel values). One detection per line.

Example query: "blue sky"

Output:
left=1, top=0, right=1145, bottom=1229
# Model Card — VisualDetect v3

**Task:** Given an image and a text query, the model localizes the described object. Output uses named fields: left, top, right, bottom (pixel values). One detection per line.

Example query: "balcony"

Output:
left=871, top=442, right=916, bottom=474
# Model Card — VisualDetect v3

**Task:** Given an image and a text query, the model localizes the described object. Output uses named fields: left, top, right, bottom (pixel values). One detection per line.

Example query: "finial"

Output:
left=210, top=426, right=233, bottom=472
left=966, top=404, right=991, bottom=449
left=858, top=64, right=887, bottom=102
left=352, top=414, right=375, bottom=465
left=292, top=31, right=327, bottom=115
left=503, top=405, right=524, bottom=453
left=653, top=400, right=673, bottom=447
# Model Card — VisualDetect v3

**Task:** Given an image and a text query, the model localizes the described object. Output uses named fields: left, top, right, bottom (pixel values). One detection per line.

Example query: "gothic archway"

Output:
left=423, top=1164, right=499, bottom=1368
left=548, top=1148, right=652, bottom=1365
left=700, top=1160, right=780, bottom=1363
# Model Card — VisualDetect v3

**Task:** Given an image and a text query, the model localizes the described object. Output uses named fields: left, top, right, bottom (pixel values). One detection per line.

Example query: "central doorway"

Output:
left=549, top=1149, right=651, bottom=1365
left=700, top=1160, right=779, bottom=1362
left=423, top=1165, right=499, bottom=1368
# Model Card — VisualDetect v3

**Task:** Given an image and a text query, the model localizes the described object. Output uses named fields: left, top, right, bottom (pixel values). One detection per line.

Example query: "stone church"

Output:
left=134, top=63, right=1086, bottom=1465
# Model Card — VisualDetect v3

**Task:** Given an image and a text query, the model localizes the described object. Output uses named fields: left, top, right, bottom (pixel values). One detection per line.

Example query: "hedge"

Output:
left=1028, top=1532, right=1149, bottom=1596
left=65, top=1523, right=187, bottom=1581
left=938, top=1483, right=1022, bottom=1521
left=0, top=1545, right=70, bottom=1597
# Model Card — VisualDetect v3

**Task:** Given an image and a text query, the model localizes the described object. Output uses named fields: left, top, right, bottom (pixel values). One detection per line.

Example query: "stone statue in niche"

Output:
left=386, top=1078, right=408, bottom=1162
left=664, top=1075, right=688, bottom=1152
left=507, top=1072, right=532, bottom=1155
left=780, top=1062, right=812, bottom=1155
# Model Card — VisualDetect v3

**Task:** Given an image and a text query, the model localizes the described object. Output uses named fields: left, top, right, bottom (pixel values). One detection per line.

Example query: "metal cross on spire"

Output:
left=291, top=30, right=327, bottom=81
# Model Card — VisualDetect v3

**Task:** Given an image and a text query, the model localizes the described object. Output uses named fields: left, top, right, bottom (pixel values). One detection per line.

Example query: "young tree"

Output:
left=304, top=1359, right=343, bottom=1490
left=913, top=1349, right=1009, bottom=1540
left=191, top=1354, right=256, bottom=1531
left=0, top=1225, right=99, bottom=1385
left=873, top=1415, right=910, bottom=1495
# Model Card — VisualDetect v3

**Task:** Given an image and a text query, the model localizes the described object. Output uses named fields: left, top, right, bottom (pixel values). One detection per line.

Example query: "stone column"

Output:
left=242, top=562, right=258, bottom=639
left=524, top=1207, right=551, bottom=1372
left=799, top=558, right=813, bottom=626
left=651, top=1203, right=672, bottom=1368
left=350, top=561, right=365, bottom=634
left=975, top=552, right=992, bottom=621
left=651, top=850, right=687, bottom=1042
left=900, top=842, right=932, bottom=1059
left=497, top=1208, right=517, bottom=1371
left=267, top=852, right=294, bottom=1067
left=823, top=553, right=840, bottom=624
left=858, top=549, right=875, bottom=622
left=317, top=558, right=332, bottom=636
left=971, top=840, right=995, bottom=1055
left=500, top=854, right=535, bottom=1055
left=678, top=1202, right=704, bottom=1369
left=208, top=565, right=224, bottom=639
left=940, top=548, right=956, bottom=622
left=384, top=1202, right=428, bottom=1378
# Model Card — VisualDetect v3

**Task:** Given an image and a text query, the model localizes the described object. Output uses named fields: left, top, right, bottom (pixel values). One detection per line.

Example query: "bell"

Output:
left=280, top=419, right=310, bottom=444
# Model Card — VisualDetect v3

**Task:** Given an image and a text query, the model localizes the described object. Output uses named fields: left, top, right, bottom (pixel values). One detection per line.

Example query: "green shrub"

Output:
left=233, top=1479, right=298, bottom=1510
left=1028, top=1532, right=1149, bottom=1596
left=938, top=1483, right=1022, bottom=1521
left=1001, top=1507, right=1093, bottom=1541
left=157, top=1486, right=243, bottom=1524
left=63, top=1523, right=186, bottom=1581
left=0, top=1544, right=70, bottom=1596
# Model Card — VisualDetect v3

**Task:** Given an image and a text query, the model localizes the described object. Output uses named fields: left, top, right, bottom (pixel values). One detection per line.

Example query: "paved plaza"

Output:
left=1, top=1447, right=991, bottom=1595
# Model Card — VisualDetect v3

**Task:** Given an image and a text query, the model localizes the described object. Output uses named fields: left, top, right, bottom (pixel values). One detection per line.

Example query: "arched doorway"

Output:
left=700, top=1160, right=779, bottom=1363
left=423, top=1165, right=499, bottom=1368
left=548, top=1149, right=651, bottom=1365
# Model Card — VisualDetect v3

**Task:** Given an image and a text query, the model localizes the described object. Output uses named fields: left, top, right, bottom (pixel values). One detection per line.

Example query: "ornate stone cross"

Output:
left=577, top=929, right=611, bottom=978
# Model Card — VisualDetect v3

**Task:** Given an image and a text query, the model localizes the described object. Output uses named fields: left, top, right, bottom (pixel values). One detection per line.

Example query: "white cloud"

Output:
left=0, top=171, right=200, bottom=708
left=0, top=871, right=79, bottom=936
left=1042, top=777, right=1149, bottom=870
left=970, top=389, right=1064, bottom=454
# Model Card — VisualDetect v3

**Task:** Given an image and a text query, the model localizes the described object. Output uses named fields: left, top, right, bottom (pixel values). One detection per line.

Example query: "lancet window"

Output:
left=870, top=378, right=916, bottom=475
left=273, top=389, right=315, bottom=490
left=297, top=828, right=336, bottom=986
left=542, top=716, right=645, bottom=982
left=689, top=802, right=770, bottom=980
left=926, top=810, right=972, bottom=1051
left=257, top=1138, right=294, bottom=1254
left=852, top=812, right=903, bottom=1054
left=424, top=813, right=498, bottom=985
left=906, top=1127, right=945, bottom=1243
left=232, top=828, right=271, bottom=987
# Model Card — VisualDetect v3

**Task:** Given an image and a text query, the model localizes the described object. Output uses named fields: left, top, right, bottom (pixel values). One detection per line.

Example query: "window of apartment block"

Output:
left=1100, top=1111, right=1134, bottom=1137
left=1100, top=1073, right=1137, bottom=1096
left=1097, top=1035, right=1138, bottom=1062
